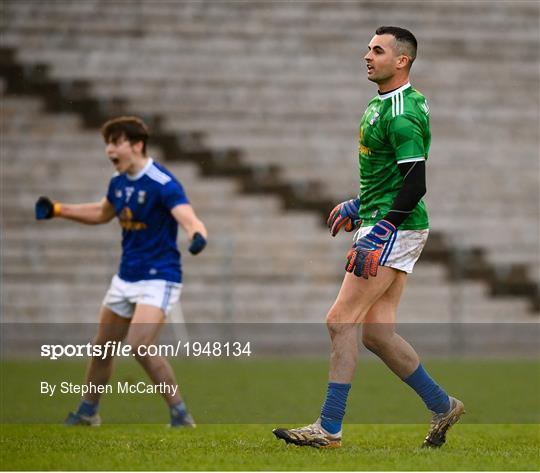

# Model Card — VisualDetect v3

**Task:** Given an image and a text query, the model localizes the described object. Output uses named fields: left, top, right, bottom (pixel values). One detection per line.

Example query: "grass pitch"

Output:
left=2, top=423, right=539, bottom=471
left=1, top=358, right=539, bottom=470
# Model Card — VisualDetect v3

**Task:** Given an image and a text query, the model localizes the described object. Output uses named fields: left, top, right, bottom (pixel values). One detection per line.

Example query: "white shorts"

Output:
left=354, top=226, right=429, bottom=274
left=103, top=274, right=182, bottom=319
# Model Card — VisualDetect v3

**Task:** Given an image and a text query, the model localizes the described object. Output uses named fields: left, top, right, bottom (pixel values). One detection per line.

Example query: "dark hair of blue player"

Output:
left=375, top=26, right=417, bottom=68
left=101, top=116, right=149, bottom=155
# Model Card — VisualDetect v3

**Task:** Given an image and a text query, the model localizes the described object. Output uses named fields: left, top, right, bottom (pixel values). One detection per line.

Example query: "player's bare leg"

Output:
left=128, top=304, right=195, bottom=427
left=326, top=267, right=399, bottom=382
left=273, top=267, right=398, bottom=447
left=361, top=270, right=419, bottom=378
left=85, top=306, right=131, bottom=403
left=65, top=306, right=130, bottom=425
left=127, top=304, right=180, bottom=406
left=362, top=272, right=465, bottom=447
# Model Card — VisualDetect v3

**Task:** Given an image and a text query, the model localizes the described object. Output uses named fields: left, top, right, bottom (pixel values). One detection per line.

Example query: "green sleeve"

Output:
left=387, top=114, right=426, bottom=163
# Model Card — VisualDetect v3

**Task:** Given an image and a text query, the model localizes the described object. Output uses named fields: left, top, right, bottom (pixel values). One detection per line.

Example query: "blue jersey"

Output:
left=106, top=159, right=189, bottom=283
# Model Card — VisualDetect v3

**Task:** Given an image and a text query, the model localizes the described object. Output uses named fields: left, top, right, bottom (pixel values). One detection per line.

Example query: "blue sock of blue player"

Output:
left=403, top=363, right=450, bottom=414
left=320, top=382, right=351, bottom=434
left=170, top=401, right=188, bottom=420
left=76, top=400, right=98, bottom=417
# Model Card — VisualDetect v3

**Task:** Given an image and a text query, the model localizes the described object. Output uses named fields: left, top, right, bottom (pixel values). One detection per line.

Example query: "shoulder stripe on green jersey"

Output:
left=397, top=156, right=426, bottom=163
left=391, top=91, right=404, bottom=117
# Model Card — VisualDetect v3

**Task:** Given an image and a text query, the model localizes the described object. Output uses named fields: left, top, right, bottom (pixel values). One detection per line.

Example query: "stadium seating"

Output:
left=1, top=94, right=534, bottom=327
left=1, top=1, right=538, bottom=329
left=2, top=1, right=538, bottom=266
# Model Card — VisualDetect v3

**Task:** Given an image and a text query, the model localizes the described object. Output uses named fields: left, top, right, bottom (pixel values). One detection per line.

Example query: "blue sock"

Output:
left=320, top=382, right=351, bottom=434
left=170, top=401, right=188, bottom=420
left=403, top=363, right=450, bottom=414
left=76, top=400, right=98, bottom=417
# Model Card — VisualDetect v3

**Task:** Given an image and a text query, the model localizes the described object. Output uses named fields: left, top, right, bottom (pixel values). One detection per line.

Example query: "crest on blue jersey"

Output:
left=137, top=190, right=146, bottom=204
left=115, top=189, right=122, bottom=199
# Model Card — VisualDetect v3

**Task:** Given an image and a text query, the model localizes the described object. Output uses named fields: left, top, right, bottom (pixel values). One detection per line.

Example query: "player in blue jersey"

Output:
left=35, top=116, right=208, bottom=427
left=273, top=27, right=464, bottom=449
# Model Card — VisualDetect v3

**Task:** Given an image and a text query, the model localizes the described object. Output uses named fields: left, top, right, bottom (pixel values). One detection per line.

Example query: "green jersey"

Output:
left=358, top=83, right=430, bottom=230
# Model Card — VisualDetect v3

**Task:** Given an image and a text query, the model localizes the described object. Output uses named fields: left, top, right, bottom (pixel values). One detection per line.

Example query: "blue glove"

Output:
left=188, top=232, right=207, bottom=255
left=35, top=196, right=57, bottom=220
left=345, top=220, right=396, bottom=279
left=327, top=198, right=361, bottom=237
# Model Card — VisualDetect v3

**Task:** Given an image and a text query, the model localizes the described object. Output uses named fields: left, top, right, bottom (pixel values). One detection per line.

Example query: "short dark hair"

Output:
left=101, top=116, right=149, bottom=155
left=375, top=26, right=417, bottom=68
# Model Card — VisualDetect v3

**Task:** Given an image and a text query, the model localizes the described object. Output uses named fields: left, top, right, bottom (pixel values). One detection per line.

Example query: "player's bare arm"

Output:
left=35, top=196, right=115, bottom=225
left=171, top=203, right=208, bottom=255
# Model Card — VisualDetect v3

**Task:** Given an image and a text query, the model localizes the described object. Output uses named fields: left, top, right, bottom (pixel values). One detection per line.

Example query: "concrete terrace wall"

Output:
left=1, top=1, right=538, bottom=326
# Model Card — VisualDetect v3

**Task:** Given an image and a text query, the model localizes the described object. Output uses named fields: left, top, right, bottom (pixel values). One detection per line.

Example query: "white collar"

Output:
left=378, top=82, right=411, bottom=100
left=126, top=157, right=154, bottom=181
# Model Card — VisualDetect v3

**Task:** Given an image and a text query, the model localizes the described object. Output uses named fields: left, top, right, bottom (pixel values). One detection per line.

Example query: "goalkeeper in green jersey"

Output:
left=274, top=26, right=464, bottom=449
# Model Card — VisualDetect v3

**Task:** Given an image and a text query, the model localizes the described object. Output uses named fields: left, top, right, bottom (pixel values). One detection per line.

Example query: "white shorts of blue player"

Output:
left=103, top=275, right=182, bottom=319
